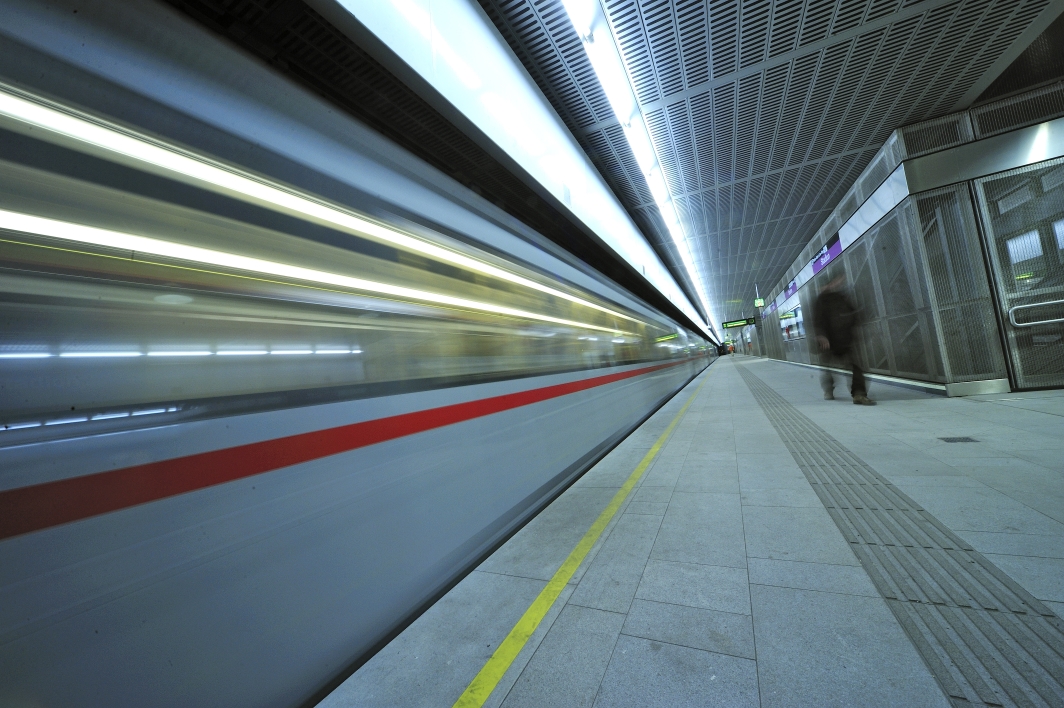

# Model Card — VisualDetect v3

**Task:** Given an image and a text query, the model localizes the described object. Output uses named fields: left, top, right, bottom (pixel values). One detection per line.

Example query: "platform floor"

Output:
left=322, top=356, right=1064, bottom=707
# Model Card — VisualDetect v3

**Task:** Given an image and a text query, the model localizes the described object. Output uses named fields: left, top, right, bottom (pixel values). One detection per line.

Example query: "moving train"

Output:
left=0, top=3, right=712, bottom=706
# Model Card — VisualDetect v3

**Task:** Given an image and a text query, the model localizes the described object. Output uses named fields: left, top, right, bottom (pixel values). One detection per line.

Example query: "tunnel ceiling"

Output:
left=477, top=0, right=1059, bottom=323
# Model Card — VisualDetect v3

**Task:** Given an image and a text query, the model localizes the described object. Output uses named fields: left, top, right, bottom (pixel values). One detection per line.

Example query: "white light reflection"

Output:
left=1027, top=123, right=1050, bottom=164
left=0, top=209, right=625, bottom=334
left=0, top=85, right=639, bottom=326
left=45, top=417, right=88, bottom=426
left=2, top=406, right=184, bottom=432
left=60, top=351, right=142, bottom=358
left=2, top=346, right=367, bottom=359
left=560, top=0, right=717, bottom=331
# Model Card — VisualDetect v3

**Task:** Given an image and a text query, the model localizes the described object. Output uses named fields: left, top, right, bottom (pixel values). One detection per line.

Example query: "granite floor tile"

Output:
left=479, top=487, right=619, bottom=580
left=635, top=560, right=751, bottom=615
left=740, top=486, right=822, bottom=507
left=751, top=584, right=949, bottom=708
left=651, top=498, right=748, bottom=569
left=982, top=553, right=1064, bottom=603
left=323, top=571, right=545, bottom=708
left=901, top=486, right=1064, bottom=536
left=955, top=530, right=1064, bottom=558
left=623, top=501, right=669, bottom=516
left=621, top=599, right=755, bottom=659
left=569, top=513, right=660, bottom=613
left=501, top=605, right=625, bottom=708
left=631, top=486, right=674, bottom=503
left=747, top=558, right=879, bottom=597
left=593, top=635, right=759, bottom=708
left=742, top=505, right=859, bottom=566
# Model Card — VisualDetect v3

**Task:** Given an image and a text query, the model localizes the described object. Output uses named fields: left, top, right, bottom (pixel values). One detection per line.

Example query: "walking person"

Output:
left=813, top=274, right=875, bottom=405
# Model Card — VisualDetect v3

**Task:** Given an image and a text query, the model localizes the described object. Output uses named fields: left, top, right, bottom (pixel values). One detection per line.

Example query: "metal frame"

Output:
left=1009, top=299, right=1064, bottom=327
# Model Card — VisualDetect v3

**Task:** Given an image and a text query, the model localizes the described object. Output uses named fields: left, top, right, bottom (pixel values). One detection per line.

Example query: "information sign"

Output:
left=722, top=318, right=757, bottom=329
left=754, top=298, right=765, bottom=308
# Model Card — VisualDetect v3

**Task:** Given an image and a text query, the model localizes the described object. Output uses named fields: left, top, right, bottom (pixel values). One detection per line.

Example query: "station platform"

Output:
left=322, top=356, right=1064, bottom=708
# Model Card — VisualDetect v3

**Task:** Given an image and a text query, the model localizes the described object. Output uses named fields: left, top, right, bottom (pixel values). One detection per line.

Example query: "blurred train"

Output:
left=0, top=3, right=712, bottom=706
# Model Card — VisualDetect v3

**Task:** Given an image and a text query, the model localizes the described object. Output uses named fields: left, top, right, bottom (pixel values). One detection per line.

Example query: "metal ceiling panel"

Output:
left=478, top=0, right=1056, bottom=322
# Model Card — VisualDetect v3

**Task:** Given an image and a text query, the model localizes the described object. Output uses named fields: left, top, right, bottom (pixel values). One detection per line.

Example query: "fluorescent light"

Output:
left=340, top=3, right=709, bottom=334
left=0, top=85, right=638, bottom=325
left=4, top=422, right=42, bottom=430
left=131, top=408, right=168, bottom=416
left=92, top=412, right=130, bottom=420
left=314, top=349, right=353, bottom=355
left=59, top=351, right=143, bottom=358
left=0, top=209, right=623, bottom=333
left=147, top=351, right=212, bottom=357
left=270, top=349, right=313, bottom=355
left=45, top=417, right=88, bottom=426
left=0, top=352, right=51, bottom=359
left=561, top=0, right=717, bottom=330
left=217, top=350, right=269, bottom=356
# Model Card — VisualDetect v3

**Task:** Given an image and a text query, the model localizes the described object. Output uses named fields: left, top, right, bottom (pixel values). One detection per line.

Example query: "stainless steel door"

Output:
left=974, top=158, right=1064, bottom=389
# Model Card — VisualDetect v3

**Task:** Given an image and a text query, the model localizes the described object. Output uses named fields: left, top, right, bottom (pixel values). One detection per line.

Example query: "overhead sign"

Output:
left=811, top=233, right=842, bottom=275
left=722, top=318, right=756, bottom=329
left=754, top=298, right=765, bottom=308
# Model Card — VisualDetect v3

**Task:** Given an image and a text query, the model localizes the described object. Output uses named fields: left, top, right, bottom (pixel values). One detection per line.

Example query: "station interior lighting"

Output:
left=0, top=209, right=625, bottom=334
left=0, top=84, right=640, bottom=326
left=560, top=0, right=718, bottom=332
left=338, top=1, right=712, bottom=337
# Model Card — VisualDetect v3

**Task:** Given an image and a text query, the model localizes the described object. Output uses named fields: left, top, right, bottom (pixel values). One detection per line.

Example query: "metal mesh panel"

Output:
left=896, top=113, right=975, bottom=159
left=763, top=203, right=952, bottom=383
left=871, top=212, right=943, bottom=379
left=910, top=186, right=1009, bottom=382
left=971, top=81, right=1064, bottom=139
left=973, top=156, right=1064, bottom=389
left=761, top=309, right=787, bottom=360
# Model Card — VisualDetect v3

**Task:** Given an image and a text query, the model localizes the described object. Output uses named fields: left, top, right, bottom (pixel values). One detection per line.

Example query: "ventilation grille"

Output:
left=972, top=80, right=1064, bottom=138
left=897, top=113, right=976, bottom=160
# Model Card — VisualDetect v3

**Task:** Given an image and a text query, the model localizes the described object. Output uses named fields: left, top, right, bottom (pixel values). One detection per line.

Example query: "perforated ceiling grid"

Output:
left=479, top=0, right=1052, bottom=323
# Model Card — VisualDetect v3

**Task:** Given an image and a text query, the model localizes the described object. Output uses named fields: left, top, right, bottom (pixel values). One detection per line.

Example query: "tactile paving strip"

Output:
left=737, top=364, right=1064, bottom=708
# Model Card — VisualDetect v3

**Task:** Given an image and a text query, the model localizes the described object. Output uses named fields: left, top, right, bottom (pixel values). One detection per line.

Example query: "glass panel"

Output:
left=911, top=186, right=1009, bottom=382
left=975, top=156, right=1064, bottom=389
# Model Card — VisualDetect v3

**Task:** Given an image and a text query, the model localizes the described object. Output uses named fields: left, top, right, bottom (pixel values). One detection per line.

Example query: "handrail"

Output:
left=1008, top=298, right=1064, bottom=328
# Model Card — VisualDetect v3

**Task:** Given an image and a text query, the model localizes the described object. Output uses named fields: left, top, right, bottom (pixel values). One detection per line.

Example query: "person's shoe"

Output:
left=823, top=391, right=835, bottom=400
left=852, top=395, right=876, bottom=406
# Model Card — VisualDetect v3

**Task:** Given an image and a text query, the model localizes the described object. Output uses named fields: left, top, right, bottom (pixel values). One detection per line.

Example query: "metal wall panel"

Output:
left=974, top=156, right=1064, bottom=389
left=910, top=185, right=1011, bottom=382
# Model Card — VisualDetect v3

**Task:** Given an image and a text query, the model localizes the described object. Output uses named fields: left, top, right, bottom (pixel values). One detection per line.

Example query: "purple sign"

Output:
left=766, top=301, right=777, bottom=314
left=811, top=234, right=842, bottom=275
left=783, top=280, right=799, bottom=299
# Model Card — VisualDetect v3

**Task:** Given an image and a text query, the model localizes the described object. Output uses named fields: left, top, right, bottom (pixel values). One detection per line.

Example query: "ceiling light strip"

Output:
left=0, top=84, right=637, bottom=325
left=561, top=0, right=718, bottom=333
left=0, top=209, right=622, bottom=334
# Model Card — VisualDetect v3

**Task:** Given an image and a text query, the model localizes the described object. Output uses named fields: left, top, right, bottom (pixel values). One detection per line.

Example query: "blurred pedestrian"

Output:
left=813, top=274, right=875, bottom=405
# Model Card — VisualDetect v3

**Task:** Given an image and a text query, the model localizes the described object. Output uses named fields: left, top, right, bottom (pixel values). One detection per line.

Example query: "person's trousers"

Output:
left=820, top=349, right=867, bottom=397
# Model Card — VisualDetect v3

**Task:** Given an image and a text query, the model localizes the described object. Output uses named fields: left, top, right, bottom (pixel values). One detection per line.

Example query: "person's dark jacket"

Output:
left=813, top=289, right=858, bottom=355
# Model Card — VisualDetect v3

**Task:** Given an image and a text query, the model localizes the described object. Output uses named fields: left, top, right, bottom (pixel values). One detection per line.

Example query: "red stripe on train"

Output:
left=0, top=359, right=697, bottom=540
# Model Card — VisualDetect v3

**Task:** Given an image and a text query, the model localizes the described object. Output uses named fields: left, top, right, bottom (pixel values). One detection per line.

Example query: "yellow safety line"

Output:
left=453, top=371, right=710, bottom=708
